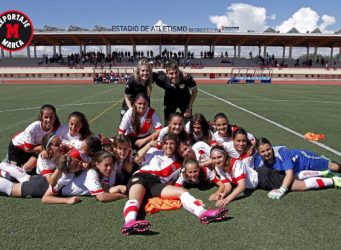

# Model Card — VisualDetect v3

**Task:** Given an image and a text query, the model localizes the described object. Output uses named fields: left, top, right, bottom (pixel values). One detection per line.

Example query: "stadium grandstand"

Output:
left=1, top=25, right=341, bottom=84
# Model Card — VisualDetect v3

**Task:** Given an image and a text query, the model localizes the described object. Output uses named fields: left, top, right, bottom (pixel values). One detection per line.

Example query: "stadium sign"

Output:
left=0, top=10, right=34, bottom=52
left=112, top=25, right=221, bottom=33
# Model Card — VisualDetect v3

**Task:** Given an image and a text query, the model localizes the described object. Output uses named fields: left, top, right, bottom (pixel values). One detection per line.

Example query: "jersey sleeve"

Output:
left=232, top=160, right=247, bottom=183
left=204, top=167, right=220, bottom=184
left=154, top=71, right=168, bottom=89
left=84, top=169, right=104, bottom=196
left=185, top=76, right=197, bottom=89
left=278, top=147, right=294, bottom=171
left=175, top=173, right=185, bottom=187
left=23, top=123, right=37, bottom=149
left=118, top=109, right=131, bottom=134
left=124, top=78, right=135, bottom=96
left=152, top=111, right=162, bottom=131
left=215, top=167, right=231, bottom=185
left=36, top=156, right=55, bottom=176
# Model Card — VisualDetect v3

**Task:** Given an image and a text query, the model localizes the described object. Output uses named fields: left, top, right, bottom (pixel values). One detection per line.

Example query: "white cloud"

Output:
left=276, top=7, right=336, bottom=33
left=320, top=14, right=336, bottom=32
left=269, top=14, right=276, bottom=20
left=209, top=3, right=268, bottom=32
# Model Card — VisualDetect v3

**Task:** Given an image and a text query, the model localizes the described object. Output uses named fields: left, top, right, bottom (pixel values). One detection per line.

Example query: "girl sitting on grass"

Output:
left=120, top=133, right=228, bottom=236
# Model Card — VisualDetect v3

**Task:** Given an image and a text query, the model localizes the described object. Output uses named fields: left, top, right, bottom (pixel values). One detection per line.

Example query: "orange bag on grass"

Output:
left=304, top=132, right=325, bottom=141
left=145, top=197, right=182, bottom=214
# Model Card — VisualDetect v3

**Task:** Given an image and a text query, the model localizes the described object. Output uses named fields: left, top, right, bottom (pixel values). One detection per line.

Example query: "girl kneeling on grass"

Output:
left=118, top=93, right=162, bottom=150
left=42, top=150, right=127, bottom=204
left=121, top=133, right=228, bottom=236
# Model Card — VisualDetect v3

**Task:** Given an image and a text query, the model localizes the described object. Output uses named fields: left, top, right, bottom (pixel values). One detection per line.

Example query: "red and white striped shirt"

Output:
left=57, top=169, right=104, bottom=196
left=12, top=121, right=54, bottom=150
left=175, top=166, right=220, bottom=187
left=215, top=158, right=258, bottom=189
left=55, top=124, right=83, bottom=150
left=118, top=107, right=162, bottom=138
left=222, top=141, right=255, bottom=169
left=135, top=148, right=181, bottom=184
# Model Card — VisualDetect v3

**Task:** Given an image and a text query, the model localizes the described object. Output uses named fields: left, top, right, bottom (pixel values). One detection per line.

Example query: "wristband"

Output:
left=279, top=186, right=288, bottom=193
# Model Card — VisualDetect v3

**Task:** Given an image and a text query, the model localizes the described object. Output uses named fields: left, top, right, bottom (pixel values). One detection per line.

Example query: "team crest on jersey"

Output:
left=95, top=179, right=101, bottom=188
left=131, top=177, right=140, bottom=183
left=171, top=165, right=177, bottom=171
left=178, top=84, right=185, bottom=89
left=145, top=118, right=152, bottom=124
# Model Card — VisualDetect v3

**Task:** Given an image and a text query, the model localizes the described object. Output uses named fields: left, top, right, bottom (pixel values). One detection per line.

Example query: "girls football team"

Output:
left=1, top=59, right=341, bottom=236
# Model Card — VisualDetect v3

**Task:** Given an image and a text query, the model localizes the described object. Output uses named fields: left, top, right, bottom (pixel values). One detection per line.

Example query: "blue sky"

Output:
left=1, top=0, right=340, bottom=32
left=1, top=1, right=340, bottom=57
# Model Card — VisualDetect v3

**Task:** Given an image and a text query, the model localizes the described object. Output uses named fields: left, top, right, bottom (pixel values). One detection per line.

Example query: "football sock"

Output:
left=0, top=177, right=13, bottom=196
left=297, top=170, right=324, bottom=180
left=0, top=163, right=30, bottom=183
left=180, top=192, right=206, bottom=217
left=304, top=177, right=333, bottom=189
left=123, top=199, right=139, bottom=224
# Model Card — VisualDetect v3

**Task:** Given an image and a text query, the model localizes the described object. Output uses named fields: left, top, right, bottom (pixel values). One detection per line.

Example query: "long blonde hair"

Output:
left=134, top=59, right=153, bottom=96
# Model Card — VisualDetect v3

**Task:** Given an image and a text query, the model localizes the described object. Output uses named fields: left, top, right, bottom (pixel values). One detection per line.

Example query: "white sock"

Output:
left=0, top=163, right=30, bottom=183
left=0, top=177, right=13, bottom=196
left=123, top=199, right=139, bottom=223
left=180, top=192, right=206, bottom=217
left=304, top=177, right=333, bottom=189
left=297, top=170, right=323, bottom=180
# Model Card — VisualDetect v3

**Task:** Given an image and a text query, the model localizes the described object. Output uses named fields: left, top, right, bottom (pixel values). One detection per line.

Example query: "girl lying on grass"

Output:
left=42, top=150, right=127, bottom=204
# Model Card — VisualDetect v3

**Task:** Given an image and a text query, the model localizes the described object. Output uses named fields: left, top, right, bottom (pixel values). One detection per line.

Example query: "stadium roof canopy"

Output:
left=31, top=31, right=341, bottom=48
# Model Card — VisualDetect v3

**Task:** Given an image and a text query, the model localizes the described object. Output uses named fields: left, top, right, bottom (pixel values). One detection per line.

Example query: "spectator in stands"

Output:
left=120, top=59, right=155, bottom=118
left=155, top=60, right=198, bottom=125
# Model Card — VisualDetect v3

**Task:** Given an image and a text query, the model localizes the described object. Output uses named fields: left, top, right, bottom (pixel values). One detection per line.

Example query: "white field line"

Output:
left=0, top=101, right=117, bottom=113
left=199, top=89, right=341, bottom=157
left=1, top=97, right=339, bottom=114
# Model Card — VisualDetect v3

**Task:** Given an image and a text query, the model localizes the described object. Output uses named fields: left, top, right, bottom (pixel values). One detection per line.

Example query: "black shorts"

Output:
left=256, top=167, right=286, bottom=191
left=21, top=175, right=49, bottom=198
left=127, top=173, right=167, bottom=197
left=8, top=140, right=37, bottom=167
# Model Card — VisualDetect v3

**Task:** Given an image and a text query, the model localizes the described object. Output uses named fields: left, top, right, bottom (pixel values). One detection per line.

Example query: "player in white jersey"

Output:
left=185, top=113, right=215, bottom=146
left=109, top=134, right=134, bottom=185
left=118, top=93, right=162, bottom=149
left=56, top=111, right=93, bottom=150
left=121, top=133, right=228, bottom=236
left=222, top=127, right=255, bottom=168
left=42, top=151, right=127, bottom=204
left=66, top=136, right=103, bottom=163
left=211, top=112, right=255, bottom=146
left=0, top=162, right=79, bottom=203
left=36, top=133, right=78, bottom=187
left=156, top=112, right=187, bottom=148
left=191, top=141, right=214, bottom=168
left=210, top=145, right=293, bottom=207
left=8, top=104, right=61, bottom=173
left=175, top=158, right=224, bottom=201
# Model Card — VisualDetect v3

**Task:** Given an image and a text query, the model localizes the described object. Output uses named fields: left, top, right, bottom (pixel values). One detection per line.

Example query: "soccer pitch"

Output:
left=0, top=83, right=340, bottom=249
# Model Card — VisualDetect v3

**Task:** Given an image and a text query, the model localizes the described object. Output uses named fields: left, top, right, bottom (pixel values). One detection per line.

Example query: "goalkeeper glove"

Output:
left=268, top=186, right=288, bottom=200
